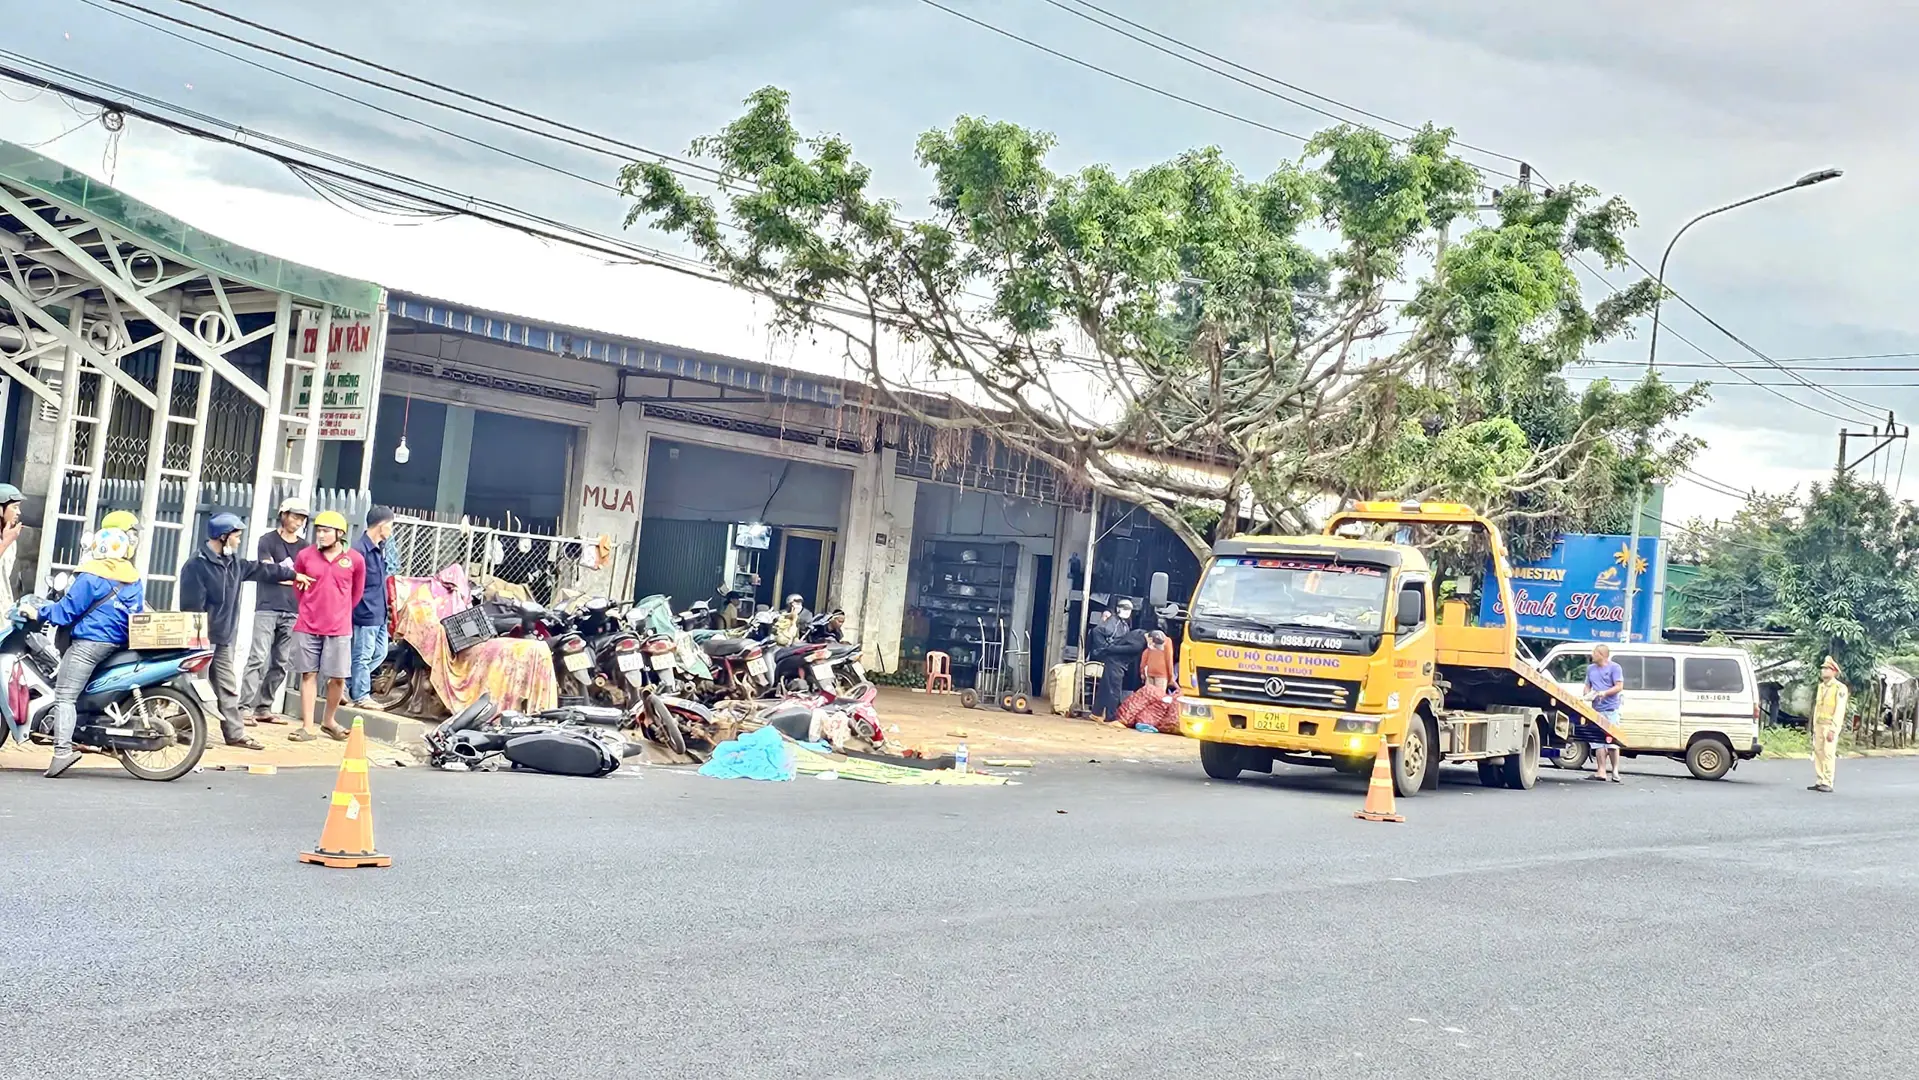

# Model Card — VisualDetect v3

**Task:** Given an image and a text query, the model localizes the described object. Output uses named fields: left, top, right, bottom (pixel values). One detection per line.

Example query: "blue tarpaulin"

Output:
left=698, top=724, right=795, bottom=781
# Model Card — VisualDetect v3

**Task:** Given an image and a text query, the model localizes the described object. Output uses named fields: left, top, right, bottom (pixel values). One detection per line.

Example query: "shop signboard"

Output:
left=294, top=306, right=385, bottom=441
left=1478, top=532, right=1661, bottom=644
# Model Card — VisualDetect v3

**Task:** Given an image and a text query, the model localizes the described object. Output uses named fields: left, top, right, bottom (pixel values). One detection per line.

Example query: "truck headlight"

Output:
left=1333, top=718, right=1380, bottom=734
left=1180, top=700, right=1212, bottom=720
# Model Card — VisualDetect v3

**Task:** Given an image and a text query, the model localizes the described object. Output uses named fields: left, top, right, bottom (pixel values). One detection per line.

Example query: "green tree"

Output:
left=1680, top=477, right=1919, bottom=689
left=620, top=88, right=1701, bottom=558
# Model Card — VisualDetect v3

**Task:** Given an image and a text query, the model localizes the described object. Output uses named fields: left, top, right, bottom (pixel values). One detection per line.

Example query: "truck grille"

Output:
left=1195, top=667, right=1360, bottom=711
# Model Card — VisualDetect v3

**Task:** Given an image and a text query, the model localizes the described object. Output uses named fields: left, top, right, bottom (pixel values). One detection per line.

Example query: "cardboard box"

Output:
left=129, top=611, right=209, bottom=650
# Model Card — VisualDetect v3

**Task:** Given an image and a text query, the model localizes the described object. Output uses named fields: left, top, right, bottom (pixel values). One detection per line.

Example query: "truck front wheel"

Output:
left=1199, top=740, right=1243, bottom=781
left=1391, top=719, right=1432, bottom=798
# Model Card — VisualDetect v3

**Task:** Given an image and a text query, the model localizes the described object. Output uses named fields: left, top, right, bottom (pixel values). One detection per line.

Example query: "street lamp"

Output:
left=1644, top=167, right=1844, bottom=372
left=1622, top=167, right=1843, bottom=644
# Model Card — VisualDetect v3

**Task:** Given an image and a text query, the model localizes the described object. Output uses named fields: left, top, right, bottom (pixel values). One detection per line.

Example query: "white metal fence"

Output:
left=386, top=514, right=634, bottom=606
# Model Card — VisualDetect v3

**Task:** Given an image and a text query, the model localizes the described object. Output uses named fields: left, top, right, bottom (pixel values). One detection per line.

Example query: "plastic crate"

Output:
left=440, top=604, right=498, bottom=655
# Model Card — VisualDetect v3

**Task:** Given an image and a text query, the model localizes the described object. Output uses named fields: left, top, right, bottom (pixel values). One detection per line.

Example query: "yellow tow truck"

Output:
left=1158, top=501, right=1625, bottom=797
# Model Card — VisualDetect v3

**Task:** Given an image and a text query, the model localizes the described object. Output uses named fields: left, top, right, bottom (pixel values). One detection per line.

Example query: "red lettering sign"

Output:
left=582, top=484, right=636, bottom=516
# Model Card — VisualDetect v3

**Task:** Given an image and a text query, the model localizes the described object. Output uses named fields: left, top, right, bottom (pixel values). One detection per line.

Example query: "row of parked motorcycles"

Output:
left=380, top=590, right=881, bottom=765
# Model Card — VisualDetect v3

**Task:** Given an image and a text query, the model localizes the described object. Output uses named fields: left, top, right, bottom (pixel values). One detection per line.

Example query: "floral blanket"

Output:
left=394, top=567, right=558, bottom=715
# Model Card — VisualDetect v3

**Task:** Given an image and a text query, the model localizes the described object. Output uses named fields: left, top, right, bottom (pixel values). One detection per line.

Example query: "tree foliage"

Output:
left=1677, top=475, right=1919, bottom=688
left=621, top=88, right=1702, bottom=558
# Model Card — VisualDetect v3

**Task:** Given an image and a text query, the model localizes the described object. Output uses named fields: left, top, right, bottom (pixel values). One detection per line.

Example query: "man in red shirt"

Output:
left=289, top=510, right=365, bottom=743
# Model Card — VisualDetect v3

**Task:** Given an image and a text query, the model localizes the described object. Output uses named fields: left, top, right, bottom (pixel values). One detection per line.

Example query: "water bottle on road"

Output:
left=955, top=742, right=969, bottom=775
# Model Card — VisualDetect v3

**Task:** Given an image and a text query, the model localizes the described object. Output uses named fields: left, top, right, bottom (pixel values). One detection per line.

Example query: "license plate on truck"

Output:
left=1251, top=715, right=1288, bottom=732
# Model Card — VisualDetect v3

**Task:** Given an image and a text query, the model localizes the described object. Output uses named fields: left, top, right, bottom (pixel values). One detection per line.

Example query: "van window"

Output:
left=1684, top=657, right=1746, bottom=694
left=1616, top=654, right=1676, bottom=692
left=1546, top=654, right=1588, bottom=683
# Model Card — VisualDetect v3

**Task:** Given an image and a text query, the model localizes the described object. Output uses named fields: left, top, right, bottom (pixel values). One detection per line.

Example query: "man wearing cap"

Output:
left=240, top=497, right=310, bottom=724
left=290, top=511, right=364, bottom=742
left=1810, top=655, right=1850, bottom=793
left=347, top=506, right=396, bottom=708
left=178, top=513, right=302, bottom=749
left=0, top=483, right=24, bottom=610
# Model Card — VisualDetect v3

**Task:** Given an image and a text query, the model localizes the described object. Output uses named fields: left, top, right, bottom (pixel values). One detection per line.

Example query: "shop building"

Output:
left=336, top=292, right=1207, bottom=686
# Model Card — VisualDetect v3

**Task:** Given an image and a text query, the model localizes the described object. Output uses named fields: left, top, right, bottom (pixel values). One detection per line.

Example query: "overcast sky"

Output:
left=4, top=0, right=1915, bottom=524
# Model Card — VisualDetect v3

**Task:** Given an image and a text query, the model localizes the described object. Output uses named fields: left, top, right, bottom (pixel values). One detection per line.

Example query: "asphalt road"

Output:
left=3, top=750, right=1915, bottom=1080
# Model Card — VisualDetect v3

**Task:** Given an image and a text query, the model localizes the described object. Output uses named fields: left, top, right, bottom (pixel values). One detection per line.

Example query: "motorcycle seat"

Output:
left=93, top=647, right=192, bottom=671
left=702, top=636, right=753, bottom=658
left=589, top=632, right=633, bottom=652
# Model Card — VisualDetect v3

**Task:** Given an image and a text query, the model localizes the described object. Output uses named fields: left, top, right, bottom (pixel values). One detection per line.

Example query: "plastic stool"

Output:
left=925, top=651, right=953, bottom=693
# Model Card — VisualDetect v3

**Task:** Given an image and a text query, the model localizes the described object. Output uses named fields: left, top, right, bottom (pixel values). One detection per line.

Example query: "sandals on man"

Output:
left=288, top=729, right=317, bottom=743
left=227, top=737, right=265, bottom=751
left=321, top=723, right=350, bottom=742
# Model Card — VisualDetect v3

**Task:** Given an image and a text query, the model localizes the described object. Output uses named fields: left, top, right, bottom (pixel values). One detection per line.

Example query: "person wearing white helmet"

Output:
left=0, top=482, right=23, bottom=610
left=240, top=496, right=310, bottom=724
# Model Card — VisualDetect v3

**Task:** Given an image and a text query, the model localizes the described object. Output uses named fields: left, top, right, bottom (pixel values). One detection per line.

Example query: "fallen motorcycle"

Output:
left=424, top=694, right=642, bottom=777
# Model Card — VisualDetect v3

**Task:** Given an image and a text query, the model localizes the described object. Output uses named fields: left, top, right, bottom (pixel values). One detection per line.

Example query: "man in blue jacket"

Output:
left=179, top=513, right=299, bottom=749
left=348, top=507, right=396, bottom=707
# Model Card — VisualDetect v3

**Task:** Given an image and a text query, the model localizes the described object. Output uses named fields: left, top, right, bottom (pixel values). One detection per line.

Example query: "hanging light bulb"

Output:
left=394, top=436, right=411, bottom=464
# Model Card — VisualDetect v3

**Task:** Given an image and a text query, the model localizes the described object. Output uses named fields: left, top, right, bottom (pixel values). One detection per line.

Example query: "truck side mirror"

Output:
left=1148, top=572, right=1169, bottom=612
left=1396, top=586, right=1426, bottom=632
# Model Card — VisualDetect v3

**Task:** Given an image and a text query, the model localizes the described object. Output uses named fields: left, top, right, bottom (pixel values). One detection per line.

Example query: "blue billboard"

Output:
left=1478, top=533, right=1661, bottom=644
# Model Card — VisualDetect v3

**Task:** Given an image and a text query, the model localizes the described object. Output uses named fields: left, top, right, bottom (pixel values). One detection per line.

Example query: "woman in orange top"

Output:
left=1139, top=631, right=1175, bottom=691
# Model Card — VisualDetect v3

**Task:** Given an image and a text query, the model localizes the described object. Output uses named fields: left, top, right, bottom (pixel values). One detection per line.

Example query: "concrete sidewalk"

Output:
left=0, top=702, right=423, bottom=774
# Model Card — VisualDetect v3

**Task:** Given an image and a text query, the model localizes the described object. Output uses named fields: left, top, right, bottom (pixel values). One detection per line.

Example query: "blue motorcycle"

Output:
left=1, top=584, right=214, bottom=781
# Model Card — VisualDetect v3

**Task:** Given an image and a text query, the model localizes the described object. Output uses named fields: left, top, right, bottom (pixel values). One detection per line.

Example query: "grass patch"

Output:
left=1759, top=724, right=1862, bottom=758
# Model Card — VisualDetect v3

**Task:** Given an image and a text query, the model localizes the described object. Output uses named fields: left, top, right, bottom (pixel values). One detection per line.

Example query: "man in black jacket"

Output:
left=179, top=513, right=301, bottom=749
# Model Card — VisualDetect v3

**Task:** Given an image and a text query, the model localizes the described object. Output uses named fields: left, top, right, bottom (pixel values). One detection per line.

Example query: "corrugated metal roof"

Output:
left=388, top=291, right=844, bottom=407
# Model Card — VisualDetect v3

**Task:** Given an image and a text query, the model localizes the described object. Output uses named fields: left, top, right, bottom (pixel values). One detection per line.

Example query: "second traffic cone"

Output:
left=299, top=718, right=391, bottom=868
left=1354, top=735, right=1404, bottom=823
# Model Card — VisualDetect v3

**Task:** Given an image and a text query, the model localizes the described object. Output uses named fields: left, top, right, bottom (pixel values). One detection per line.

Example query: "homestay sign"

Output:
left=1478, top=533, right=1659, bottom=644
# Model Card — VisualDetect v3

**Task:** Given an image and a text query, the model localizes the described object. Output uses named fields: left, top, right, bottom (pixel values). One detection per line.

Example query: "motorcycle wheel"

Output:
left=646, top=694, right=688, bottom=756
left=368, top=654, right=413, bottom=712
left=117, top=685, right=208, bottom=782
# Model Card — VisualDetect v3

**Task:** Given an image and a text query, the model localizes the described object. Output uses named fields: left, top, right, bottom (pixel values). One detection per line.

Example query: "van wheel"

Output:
left=1503, top=723, right=1541, bottom=790
left=1686, top=736, right=1734, bottom=781
left=1199, top=741, right=1243, bottom=780
left=1555, top=739, right=1591, bottom=771
left=1391, top=719, right=1431, bottom=798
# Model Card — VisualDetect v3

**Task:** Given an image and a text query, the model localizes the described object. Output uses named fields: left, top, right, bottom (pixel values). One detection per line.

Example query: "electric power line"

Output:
left=1031, top=0, right=1526, bottom=181
left=1566, top=254, right=1868, bottom=426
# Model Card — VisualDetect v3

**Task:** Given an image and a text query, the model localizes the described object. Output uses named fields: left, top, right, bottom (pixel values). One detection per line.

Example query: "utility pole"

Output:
left=1836, top=410, right=1908, bottom=475
left=1835, top=410, right=1907, bottom=474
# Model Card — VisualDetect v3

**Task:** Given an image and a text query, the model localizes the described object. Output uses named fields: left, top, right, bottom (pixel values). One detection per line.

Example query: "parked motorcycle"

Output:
left=0, top=590, right=214, bottom=782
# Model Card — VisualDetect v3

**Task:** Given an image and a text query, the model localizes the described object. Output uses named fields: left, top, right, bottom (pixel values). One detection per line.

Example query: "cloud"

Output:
left=5, top=0, right=1914, bottom=518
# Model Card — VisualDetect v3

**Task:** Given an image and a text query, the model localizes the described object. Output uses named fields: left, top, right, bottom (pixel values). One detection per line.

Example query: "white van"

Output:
left=1540, top=643, right=1763, bottom=780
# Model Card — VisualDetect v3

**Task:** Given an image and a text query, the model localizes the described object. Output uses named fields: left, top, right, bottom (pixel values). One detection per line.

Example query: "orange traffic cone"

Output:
left=1354, top=736, right=1404, bottom=823
left=299, top=718, right=391, bottom=868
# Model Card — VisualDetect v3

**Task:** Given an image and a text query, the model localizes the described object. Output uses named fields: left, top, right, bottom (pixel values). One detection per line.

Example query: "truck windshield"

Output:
left=1192, top=557, right=1390, bottom=633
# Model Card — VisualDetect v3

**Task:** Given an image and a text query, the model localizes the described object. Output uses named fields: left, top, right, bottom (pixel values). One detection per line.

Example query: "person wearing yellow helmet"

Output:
left=38, top=509, right=148, bottom=777
left=288, top=509, right=363, bottom=742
